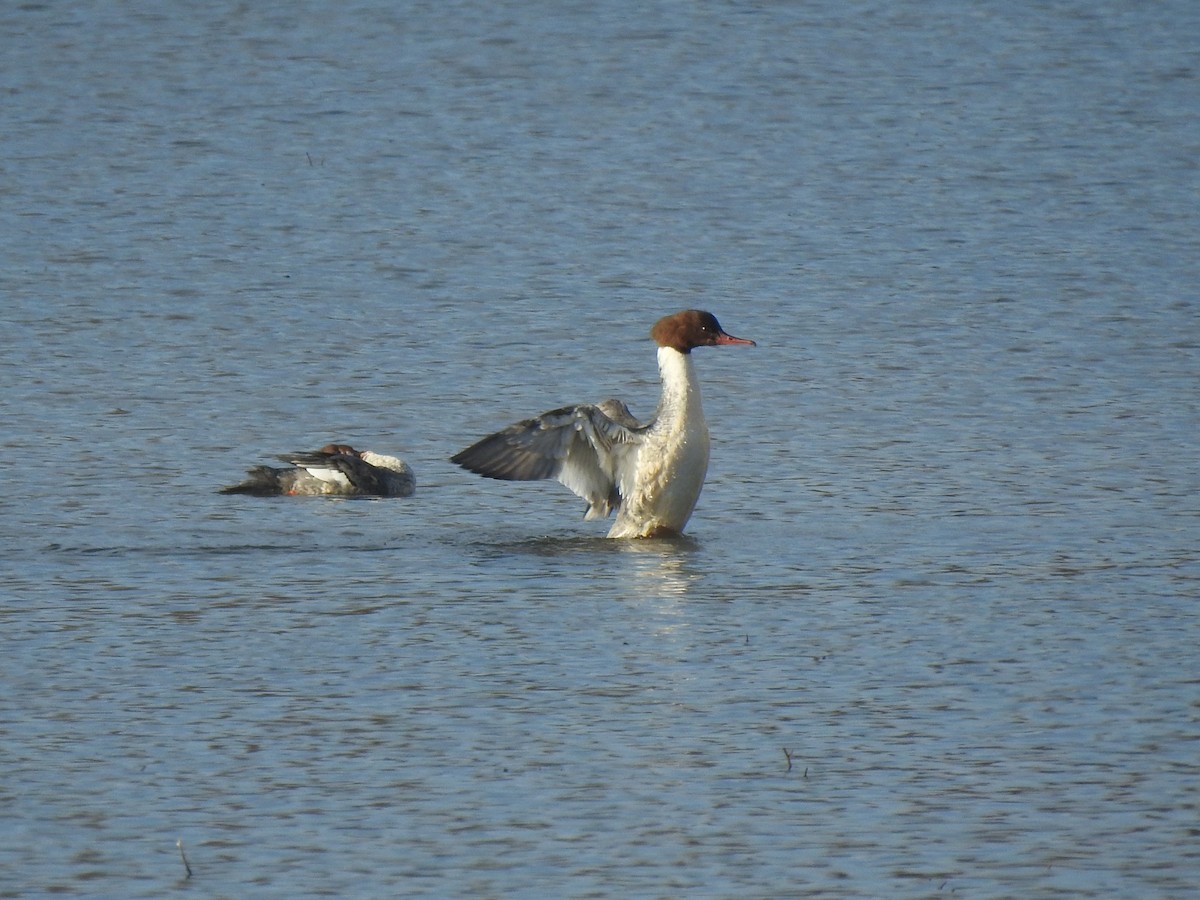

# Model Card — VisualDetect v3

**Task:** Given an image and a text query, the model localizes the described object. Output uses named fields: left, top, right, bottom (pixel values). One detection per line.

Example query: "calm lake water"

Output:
left=3, top=0, right=1198, bottom=896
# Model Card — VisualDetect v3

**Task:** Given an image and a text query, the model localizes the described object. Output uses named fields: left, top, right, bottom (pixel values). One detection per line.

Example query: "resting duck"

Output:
left=221, top=444, right=415, bottom=497
left=451, top=309, right=754, bottom=537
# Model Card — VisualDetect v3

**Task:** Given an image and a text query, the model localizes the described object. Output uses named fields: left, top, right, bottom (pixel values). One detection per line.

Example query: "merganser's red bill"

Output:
left=714, top=331, right=755, bottom=346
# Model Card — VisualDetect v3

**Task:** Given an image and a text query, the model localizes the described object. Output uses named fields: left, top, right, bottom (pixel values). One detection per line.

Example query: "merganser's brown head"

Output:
left=650, top=310, right=756, bottom=354
left=319, top=443, right=360, bottom=457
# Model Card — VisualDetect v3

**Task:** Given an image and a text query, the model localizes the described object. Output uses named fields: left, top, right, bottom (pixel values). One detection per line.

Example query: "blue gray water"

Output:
left=3, top=0, right=1198, bottom=896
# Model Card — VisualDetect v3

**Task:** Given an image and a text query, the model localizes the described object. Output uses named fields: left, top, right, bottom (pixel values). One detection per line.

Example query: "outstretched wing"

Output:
left=451, top=401, right=644, bottom=519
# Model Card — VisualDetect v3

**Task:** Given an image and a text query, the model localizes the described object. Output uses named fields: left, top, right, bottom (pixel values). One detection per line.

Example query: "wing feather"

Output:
left=452, top=402, right=644, bottom=518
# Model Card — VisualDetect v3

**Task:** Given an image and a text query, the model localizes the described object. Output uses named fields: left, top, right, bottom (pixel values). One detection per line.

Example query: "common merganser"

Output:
left=221, top=444, right=415, bottom=497
left=451, top=309, right=755, bottom=538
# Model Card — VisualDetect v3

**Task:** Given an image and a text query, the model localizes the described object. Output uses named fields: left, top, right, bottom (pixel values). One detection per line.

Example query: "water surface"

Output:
left=2, top=0, right=1198, bottom=896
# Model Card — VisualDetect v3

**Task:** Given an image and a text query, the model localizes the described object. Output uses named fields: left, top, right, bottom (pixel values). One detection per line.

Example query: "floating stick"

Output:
left=176, top=838, right=192, bottom=879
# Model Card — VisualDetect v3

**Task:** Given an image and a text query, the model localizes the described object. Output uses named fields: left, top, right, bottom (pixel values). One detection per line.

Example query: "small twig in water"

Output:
left=177, top=838, right=192, bottom=879
left=782, top=747, right=793, bottom=772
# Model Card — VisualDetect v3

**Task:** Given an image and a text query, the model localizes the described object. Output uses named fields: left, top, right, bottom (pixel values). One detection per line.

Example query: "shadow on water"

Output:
left=456, top=532, right=711, bottom=599
left=462, top=532, right=701, bottom=559
left=41, top=520, right=702, bottom=564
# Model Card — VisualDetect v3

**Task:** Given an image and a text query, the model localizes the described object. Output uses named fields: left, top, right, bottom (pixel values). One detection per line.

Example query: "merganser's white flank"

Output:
left=451, top=309, right=755, bottom=538
left=221, top=443, right=415, bottom=497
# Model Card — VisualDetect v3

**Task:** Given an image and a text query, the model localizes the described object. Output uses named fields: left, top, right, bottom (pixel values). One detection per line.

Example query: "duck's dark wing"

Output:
left=282, top=449, right=388, bottom=496
left=219, top=465, right=293, bottom=495
left=451, top=401, right=644, bottom=519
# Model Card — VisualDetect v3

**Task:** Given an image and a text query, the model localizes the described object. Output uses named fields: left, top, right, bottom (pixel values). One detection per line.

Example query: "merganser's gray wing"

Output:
left=451, top=400, right=644, bottom=519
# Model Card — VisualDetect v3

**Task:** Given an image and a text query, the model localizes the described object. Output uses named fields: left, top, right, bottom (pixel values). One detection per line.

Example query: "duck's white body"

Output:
left=452, top=310, right=753, bottom=538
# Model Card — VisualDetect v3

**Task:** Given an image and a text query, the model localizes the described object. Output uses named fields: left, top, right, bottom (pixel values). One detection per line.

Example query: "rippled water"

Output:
left=3, top=0, right=1198, bottom=896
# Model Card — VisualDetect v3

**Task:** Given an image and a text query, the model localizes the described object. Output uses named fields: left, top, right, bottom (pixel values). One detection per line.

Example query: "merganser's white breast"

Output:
left=606, top=347, right=709, bottom=538
left=451, top=310, right=754, bottom=538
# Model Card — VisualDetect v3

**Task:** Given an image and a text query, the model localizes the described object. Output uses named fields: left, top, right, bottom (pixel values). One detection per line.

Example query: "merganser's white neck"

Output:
left=655, top=345, right=704, bottom=427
